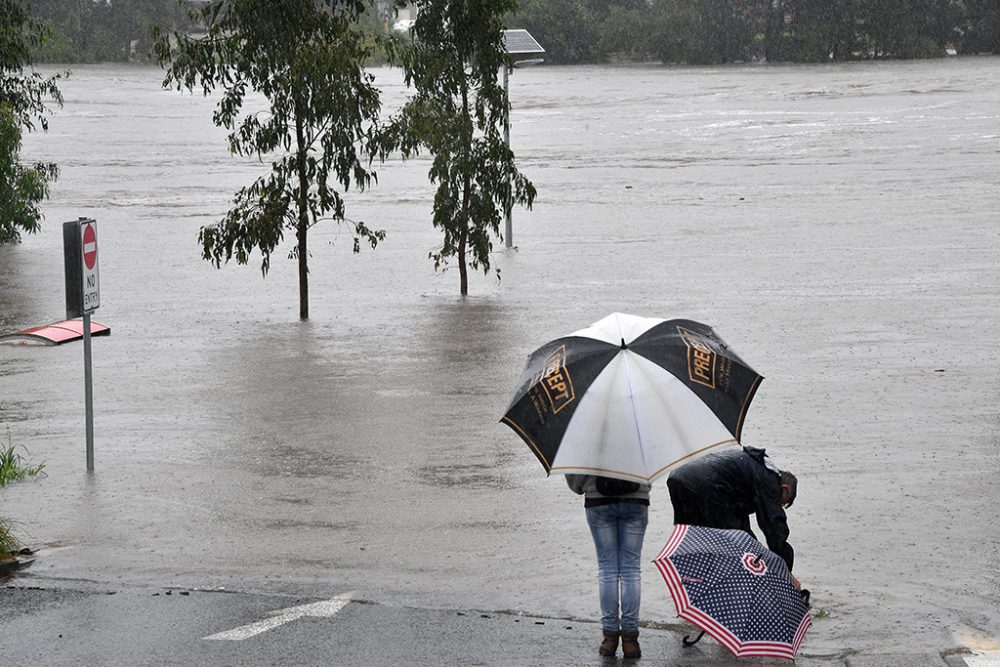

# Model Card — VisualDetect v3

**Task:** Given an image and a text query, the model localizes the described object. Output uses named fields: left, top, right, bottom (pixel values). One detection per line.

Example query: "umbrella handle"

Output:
left=682, top=630, right=705, bottom=647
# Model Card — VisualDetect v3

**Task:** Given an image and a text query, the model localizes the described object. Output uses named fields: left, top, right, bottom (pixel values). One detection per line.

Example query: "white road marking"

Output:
left=203, top=591, right=355, bottom=641
left=964, top=654, right=1000, bottom=667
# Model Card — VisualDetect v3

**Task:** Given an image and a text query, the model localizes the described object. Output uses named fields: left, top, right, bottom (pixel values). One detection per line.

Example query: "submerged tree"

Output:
left=388, top=0, right=536, bottom=296
left=0, top=106, right=57, bottom=244
left=154, top=0, right=384, bottom=320
left=0, top=0, right=61, bottom=246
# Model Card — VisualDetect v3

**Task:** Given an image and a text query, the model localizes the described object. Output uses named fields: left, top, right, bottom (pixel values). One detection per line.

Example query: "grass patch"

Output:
left=0, top=429, right=45, bottom=558
left=0, top=437, right=46, bottom=487
left=0, top=517, right=16, bottom=557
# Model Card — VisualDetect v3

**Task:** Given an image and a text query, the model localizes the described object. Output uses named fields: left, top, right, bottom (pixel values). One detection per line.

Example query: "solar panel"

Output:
left=503, top=29, right=545, bottom=55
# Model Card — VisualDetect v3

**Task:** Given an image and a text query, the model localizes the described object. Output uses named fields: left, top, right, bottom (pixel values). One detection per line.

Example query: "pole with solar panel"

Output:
left=501, top=29, right=544, bottom=249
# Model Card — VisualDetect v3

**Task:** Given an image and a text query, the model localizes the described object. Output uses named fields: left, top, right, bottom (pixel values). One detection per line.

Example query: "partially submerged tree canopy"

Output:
left=0, top=105, right=57, bottom=244
left=0, top=0, right=62, bottom=246
left=388, top=0, right=536, bottom=295
left=154, top=0, right=385, bottom=320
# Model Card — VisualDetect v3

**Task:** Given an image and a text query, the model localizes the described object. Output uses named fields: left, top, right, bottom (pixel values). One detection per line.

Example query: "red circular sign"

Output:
left=83, top=224, right=97, bottom=270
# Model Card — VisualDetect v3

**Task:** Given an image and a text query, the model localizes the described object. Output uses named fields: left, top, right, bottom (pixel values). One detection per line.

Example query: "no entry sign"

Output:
left=81, top=220, right=100, bottom=312
left=83, top=223, right=97, bottom=270
left=63, top=217, right=100, bottom=319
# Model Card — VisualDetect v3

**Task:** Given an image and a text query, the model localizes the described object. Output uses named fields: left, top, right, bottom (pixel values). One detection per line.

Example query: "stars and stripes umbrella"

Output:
left=652, top=524, right=811, bottom=660
left=500, top=312, right=762, bottom=482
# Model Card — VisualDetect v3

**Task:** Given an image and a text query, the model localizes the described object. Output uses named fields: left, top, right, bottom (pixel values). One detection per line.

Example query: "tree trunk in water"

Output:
left=458, top=226, right=468, bottom=296
left=295, top=104, right=309, bottom=320
left=459, top=78, right=471, bottom=297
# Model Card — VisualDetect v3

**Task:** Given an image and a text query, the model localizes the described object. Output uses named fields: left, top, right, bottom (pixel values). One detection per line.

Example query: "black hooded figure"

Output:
left=666, top=445, right=797, bottom=572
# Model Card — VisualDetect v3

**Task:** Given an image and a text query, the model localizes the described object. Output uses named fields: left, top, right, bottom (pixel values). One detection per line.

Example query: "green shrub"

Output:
left=0, top=432, right=44, bottom=560
left=0, top=438, right=45, bottom=488
left=0, top=517, right=16, bottom=557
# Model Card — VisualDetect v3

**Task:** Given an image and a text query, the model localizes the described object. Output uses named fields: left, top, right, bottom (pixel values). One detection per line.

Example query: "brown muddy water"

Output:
left=1, top=58, right=999, bottom=658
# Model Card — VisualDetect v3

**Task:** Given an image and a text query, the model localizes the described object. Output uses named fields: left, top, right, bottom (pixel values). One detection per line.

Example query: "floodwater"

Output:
left=2, top=58, right=999, bottom=658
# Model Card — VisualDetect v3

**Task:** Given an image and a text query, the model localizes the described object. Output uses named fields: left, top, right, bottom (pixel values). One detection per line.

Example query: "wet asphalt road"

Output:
left=0, top=579, right=981, bottom=667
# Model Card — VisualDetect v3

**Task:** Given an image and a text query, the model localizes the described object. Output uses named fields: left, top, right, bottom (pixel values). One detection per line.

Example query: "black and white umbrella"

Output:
left=501, top=312, right=762, bottom=482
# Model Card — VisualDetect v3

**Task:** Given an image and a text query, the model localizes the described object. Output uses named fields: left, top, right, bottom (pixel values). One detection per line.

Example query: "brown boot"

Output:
left=621, top=631, right=641, bottom=659
left=599, top=630, right=620, bottom=657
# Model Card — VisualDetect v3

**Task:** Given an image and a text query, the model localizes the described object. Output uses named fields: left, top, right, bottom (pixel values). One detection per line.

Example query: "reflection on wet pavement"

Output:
left=415, top=462, right=515, bottom=491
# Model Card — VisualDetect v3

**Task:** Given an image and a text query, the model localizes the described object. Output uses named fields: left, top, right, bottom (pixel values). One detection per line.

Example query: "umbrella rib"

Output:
left=620, top=350, right=647, bottom=474
left=609, top=312, right=648, bottom=475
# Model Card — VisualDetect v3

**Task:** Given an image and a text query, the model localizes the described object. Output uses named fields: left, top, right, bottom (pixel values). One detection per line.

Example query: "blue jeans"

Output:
left=585, top=502, right=649, bottom=633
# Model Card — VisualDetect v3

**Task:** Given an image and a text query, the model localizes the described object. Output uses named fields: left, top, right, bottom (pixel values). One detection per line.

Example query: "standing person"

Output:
left=666, top=445, right=798, bottom=580
left=566, top=474, right=651, bottom=659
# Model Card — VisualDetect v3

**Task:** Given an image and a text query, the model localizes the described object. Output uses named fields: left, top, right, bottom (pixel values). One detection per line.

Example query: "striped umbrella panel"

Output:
left=653, top=524, right=811, bottom=660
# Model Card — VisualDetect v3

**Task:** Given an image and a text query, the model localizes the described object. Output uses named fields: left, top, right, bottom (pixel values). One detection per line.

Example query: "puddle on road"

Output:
left=415, top=463, right=514, bottom=490
left=260, top=519, right=361, bottom=531
left=252, top=444, right=376, bottom=481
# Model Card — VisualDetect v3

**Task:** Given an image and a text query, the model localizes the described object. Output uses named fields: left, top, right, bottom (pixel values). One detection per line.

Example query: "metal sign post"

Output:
left=503, top=64, right=512, bottom=247
left=63, top=217, right=100, bottom=471
left=501, top=29, right=545, bottom=249
left=82, top=311, right=94, bottom=471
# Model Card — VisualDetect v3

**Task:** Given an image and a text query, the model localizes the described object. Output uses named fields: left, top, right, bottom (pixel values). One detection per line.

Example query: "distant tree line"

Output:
left=508, top=0, right=1000, bottom=64
left=23, top=1, right=397, bottom=63
left=23, top=0, right=195, bottom=62
left=22, top=0, right=1000, bottom=65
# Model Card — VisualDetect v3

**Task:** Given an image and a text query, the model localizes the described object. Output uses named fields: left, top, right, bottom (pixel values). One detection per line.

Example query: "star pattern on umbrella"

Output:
left=654, top=525, right=811, bottom=660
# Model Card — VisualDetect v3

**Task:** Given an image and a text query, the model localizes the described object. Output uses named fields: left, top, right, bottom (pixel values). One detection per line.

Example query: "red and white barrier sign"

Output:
left=81, top=220, right=100, bottom=312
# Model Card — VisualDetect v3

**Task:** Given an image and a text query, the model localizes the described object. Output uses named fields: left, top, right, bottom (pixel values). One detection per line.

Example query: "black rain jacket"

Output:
left=666, top=446, right=794, bottom=571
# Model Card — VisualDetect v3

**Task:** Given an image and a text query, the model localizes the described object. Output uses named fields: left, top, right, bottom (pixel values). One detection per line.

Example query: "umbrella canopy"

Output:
left=652, top=524, right=811, bottom=660
left=501, top=312, right=762, bottom=482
